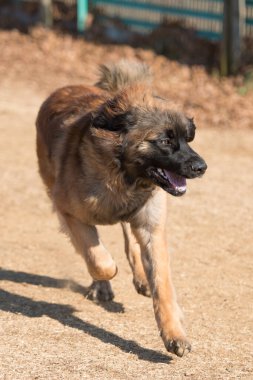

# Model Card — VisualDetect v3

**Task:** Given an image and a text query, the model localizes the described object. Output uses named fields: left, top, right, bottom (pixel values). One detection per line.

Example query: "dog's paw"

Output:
left=86, top=280, right=114, bottom=302
left=133, top=279, right=151, bottom=297
left=165, top=338, right=191, bottom=357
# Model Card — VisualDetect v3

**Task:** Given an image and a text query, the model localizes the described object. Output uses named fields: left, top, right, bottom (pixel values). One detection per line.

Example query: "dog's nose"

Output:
left=191, top=161, right=207, bottom=175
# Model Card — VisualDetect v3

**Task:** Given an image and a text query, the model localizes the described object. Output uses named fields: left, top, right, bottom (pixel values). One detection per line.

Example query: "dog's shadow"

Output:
left=0, top=268, right=123, bottom=313
left=0, top=268, right=171, bottom=364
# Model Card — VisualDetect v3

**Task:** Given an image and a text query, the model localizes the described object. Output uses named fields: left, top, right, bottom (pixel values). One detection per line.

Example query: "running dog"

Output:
left=36, top=61, right=207, bottom=357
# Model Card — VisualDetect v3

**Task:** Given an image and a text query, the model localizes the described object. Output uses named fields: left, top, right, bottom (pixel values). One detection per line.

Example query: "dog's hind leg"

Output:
left=57, top=211, right=117, bottom=287
left=121, top=222, right=150, bottom=297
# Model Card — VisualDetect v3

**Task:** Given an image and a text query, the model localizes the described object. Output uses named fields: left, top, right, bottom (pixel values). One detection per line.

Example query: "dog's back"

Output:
left=36, top=61, right=151, bottom=193
left=36, top=85, right=105, bottom=191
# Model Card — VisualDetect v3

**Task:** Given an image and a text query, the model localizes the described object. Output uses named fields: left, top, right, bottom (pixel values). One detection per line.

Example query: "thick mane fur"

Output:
left=96, top=60, right=152, bottom=93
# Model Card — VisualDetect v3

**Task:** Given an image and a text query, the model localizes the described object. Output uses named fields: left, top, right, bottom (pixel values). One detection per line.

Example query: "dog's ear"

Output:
left=186, top=117, right=196, bottom=142
left=92, top=96, right=136, bottom=133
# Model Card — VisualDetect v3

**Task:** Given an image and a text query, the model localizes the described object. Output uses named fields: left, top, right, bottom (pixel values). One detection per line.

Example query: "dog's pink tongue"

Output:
left=164, top=170, right=187, bottom=191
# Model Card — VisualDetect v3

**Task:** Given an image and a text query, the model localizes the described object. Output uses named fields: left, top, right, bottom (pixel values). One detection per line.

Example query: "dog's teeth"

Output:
left=158, top=169, right=165, bottom=178
left=162, top=171, right=167, bottom=178
left=156, top=168, right=168, bottom=181
left=177, top=186, right=187, bottom=193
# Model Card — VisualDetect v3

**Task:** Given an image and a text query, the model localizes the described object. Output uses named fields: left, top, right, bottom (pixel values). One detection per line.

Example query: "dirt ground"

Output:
left=0, top=29, right=253, bottom=379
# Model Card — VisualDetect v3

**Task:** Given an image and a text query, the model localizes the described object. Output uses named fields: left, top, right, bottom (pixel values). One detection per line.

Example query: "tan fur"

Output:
left=36, top=61, right=191, bottom=357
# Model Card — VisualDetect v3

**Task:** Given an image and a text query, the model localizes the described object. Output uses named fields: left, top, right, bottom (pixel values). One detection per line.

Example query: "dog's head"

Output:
left=91, top=86, right=207, bottom=196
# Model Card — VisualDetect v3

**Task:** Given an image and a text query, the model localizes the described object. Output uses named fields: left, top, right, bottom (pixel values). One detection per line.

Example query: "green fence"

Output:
left=10, top=1, right=253, bottom=41
left=9, top=0, right=253, bottom=73
left=90, top=0, right=223, bottom=40
left=77, top=0, right=253, bottom=41
left=247, top=0, right=253, bottom=35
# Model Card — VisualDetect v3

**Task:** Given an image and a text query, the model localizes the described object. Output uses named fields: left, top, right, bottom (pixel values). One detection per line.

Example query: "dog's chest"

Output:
left=82, top=186, right=152, bottom=225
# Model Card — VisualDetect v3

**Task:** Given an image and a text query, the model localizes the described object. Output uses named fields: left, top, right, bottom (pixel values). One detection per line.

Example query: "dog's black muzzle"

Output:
left=171, top=143, right=207, bottom=179
left=184, top=156, right=207, bottom=178
left=179, top=152, right=207, bottom=179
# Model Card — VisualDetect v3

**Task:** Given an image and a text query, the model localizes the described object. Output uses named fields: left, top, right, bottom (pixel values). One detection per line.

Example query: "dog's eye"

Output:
left=160, top=138, right=172, bottom=145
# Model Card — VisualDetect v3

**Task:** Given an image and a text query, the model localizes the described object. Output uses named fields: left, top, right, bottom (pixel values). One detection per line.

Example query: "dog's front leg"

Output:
left=130, top=192, right=191, bottom=357
left=57, top=211, right=118, bottom=283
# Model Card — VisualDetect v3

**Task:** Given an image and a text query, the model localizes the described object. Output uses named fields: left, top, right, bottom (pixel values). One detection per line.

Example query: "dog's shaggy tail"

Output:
left=96, top=60, right=152, bottom=93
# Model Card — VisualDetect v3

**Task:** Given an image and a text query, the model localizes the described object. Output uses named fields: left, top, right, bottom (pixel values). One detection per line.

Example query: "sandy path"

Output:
left=0, top=83, right=252, bottom=380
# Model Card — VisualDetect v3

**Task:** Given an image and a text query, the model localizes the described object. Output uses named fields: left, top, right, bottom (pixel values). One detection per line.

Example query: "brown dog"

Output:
left=36, top=61, right=207, bottom=357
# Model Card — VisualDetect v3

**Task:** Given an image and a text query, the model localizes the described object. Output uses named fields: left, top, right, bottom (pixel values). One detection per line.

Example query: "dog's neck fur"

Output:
left=72, top=132, right=155, bottom=224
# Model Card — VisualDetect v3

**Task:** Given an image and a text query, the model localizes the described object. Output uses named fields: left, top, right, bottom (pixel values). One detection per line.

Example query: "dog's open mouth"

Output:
left=147, top=167, right=187, bottom=196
